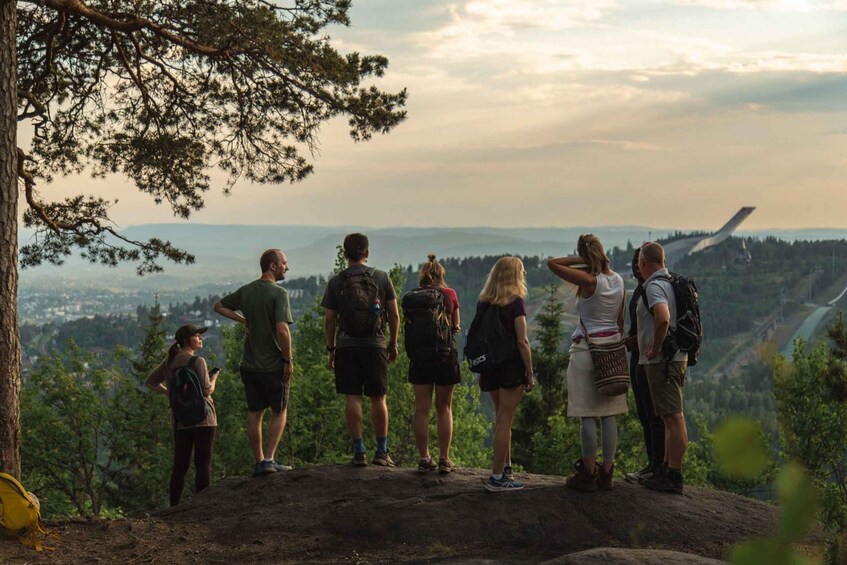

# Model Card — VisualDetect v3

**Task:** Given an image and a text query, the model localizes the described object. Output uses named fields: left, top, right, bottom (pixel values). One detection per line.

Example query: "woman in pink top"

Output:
left=407, top=255, right=462, bottom=474
left=548, top=234, right=627, bottom=492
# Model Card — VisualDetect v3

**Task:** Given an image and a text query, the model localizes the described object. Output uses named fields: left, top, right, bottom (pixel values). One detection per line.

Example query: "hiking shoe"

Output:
left=252, top=460, right=277, bottom=477
left=625, top=465, right=653, bottom=484
left=372, top=451, right=395, bottom=467
left=417, top=457, right=437, bottom=474
left=270, top=459, right=293, bottom=472
left=485, top=475, right=525, bottom=492
left=565, top=460, right=598, bottom=492
left=597, top=463, right=614, bottom=491
left=503, top=464, right=513, bottom=479
left=438, top=459, right=456, bottom=475
left=642, top=471, right=684, bottom=495
left=352, top=451, right=368, bottom=467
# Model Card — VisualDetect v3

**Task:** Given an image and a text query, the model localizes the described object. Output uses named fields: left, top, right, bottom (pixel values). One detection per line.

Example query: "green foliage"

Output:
left=730, top=463, right=819, bottom=565
left=16, top=0, right=406, bottom=273
left=713, top=418, right=770, bottom=480
left=21, top=342, right=138, bottom=517
left=685, top=415, right=775, bottom=495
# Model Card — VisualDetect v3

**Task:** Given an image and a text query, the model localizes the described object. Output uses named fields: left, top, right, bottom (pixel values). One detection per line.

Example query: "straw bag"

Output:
left=579, top=292, right=629, bottom=396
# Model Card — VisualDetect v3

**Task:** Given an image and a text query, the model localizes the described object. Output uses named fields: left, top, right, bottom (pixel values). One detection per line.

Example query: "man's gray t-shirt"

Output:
left=636, top=268, right=687, bottom=365
left=321, top=265, right=396, bottom=349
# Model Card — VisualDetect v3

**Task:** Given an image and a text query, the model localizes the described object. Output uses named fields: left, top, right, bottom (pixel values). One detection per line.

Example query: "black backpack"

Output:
left=463, top=302, right=517, bottom=373
left=337, top=267, right=384, bottom=338
left=651, top=273, right=703, bottom=366
left=402, top=287, right=454, bottom=365
left=169, top=357, right=209, bottom=426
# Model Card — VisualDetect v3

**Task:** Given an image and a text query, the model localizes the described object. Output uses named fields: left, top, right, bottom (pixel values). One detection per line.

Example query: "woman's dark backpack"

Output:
left=402, top=287, right=454, bottom=365
left=463, top=302, right=517, bottom=373
left=169, top=357, right=209, bottom=426
left=337, top=267, right=384, bottom=338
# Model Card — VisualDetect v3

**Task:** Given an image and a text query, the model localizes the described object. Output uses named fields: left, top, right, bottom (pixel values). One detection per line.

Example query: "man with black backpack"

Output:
left=636, top=242, right=692, bottom=495
left=322, top=233, right=400, bottom=467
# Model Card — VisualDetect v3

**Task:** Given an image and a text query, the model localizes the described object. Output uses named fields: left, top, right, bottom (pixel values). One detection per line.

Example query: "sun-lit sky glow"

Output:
left=19, top=0, right=847, bottom=231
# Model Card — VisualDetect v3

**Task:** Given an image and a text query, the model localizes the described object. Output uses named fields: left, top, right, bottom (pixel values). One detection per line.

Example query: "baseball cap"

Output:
left=175, top=324, right=208, bottom=343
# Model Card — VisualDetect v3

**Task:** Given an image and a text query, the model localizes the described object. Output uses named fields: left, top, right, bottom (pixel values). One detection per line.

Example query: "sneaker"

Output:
left=503, top=464, right=513, bottom=479
left=270, top=459, right=293, bottom=472
left=252, top=460, right=277, bottom=477
left=642, top=469, right=684, bottom=495
left=565, top=460, right=598, bottom=492
left=372, top=451, right=395, bottom=467
left=352, top=451, right=368, bottom=467
left=417, top=457, right=437, bottom=474
left=485, top=475, right=525, bottom=492
left=597, top=463, right=614, bottom=491
left=437, top=459, right=456, bottom=475
left=625, top=465, right=652, bottom=484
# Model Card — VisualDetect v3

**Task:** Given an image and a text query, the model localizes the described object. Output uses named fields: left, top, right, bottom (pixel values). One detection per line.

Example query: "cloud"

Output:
left=668, top=0, right=847, bottom=11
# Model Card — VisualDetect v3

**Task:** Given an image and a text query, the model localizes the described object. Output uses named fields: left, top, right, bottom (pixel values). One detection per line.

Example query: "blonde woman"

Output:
left=548, top=234, right=627, bottom=492
left=404, top=255, right=461, bottom=474
left=473, top=256, right=535, bottom=492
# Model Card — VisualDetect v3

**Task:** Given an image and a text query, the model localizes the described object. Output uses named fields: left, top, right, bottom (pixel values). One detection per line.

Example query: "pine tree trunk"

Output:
left=0, top=0, right=22, bottom=479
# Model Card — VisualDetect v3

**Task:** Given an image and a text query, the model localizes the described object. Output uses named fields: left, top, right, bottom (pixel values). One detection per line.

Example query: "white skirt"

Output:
left=566, top=336, right=628, bottom=418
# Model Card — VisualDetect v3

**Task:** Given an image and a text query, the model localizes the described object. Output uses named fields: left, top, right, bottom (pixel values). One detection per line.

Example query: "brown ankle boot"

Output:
left=565, top=460, right=598, bottom=492
left=597, top=463, right=614, bottom=490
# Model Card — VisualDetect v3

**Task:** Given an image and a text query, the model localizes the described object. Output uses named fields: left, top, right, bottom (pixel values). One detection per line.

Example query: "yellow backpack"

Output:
left=0, top=472, right=49, bottom=551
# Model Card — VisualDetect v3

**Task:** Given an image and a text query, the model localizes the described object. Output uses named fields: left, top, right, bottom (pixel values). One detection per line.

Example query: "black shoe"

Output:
left=352, top=451, right=368, bottom=467
left=642, top=470, right=683, bottom=495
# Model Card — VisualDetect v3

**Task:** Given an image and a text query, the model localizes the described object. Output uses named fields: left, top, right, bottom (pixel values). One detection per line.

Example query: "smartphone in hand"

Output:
left=210, top=367, right=221, bottom=376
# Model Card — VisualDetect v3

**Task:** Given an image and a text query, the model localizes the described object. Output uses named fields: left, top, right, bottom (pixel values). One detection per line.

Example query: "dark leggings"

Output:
left=630, top=356, right=665, bottom=469
left=170, top=426, right=216, bottom=507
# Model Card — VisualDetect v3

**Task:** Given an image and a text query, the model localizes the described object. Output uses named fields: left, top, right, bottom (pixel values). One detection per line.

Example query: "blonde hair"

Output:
left=419, top=254, right=446, bottom=287
left=576, top=234, right=610, bottom=298
left=479, top=257, right=527, bottom=306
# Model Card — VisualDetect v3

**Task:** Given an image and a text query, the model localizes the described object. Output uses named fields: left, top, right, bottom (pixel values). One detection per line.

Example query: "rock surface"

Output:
left=0, top=465, right=796, bottom=563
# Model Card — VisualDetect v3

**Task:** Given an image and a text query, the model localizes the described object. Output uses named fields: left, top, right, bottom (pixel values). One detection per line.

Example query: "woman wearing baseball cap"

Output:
left=145, top=324, right=220, bottom=506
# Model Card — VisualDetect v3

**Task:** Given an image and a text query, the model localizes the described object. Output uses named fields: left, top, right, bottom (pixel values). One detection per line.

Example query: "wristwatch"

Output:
left=326, top=346, right=336, bottom=352
left=281, top=358, right=291, bottom=364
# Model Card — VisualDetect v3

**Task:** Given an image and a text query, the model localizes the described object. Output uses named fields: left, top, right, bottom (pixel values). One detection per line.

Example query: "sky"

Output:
left=20, top=0, right=847, bottom=231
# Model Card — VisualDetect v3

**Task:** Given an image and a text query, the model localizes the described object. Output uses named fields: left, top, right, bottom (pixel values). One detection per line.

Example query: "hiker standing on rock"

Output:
left=402, top=255, right=461, bottom=475
left=636, top=242, right=689, bottom=495
left=214, top=249, right=294, bottom=478
left=469, top=257, right=535, bottom=492
left=624, top=248, right=666, bottom=485
left=323, top=233, right=400, bottom=467
left=146, top=324, right=219, bottom=506
left=548, top=234, right=627, bottom=492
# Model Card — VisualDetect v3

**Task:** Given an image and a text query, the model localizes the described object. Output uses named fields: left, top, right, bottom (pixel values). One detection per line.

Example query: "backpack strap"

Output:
left=187, top=355, right=199, bottom=370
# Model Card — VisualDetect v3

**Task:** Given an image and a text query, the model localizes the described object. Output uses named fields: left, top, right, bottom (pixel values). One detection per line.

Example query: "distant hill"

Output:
left=17, top=223, right=847, bottom=289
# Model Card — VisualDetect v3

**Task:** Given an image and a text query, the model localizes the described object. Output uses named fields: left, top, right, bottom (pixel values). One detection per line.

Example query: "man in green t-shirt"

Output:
left=215, top=249, right=294, bottom=477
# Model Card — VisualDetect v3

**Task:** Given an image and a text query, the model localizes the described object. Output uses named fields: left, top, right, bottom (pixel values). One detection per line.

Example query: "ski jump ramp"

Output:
left=664, top=207, right=756, bottom=265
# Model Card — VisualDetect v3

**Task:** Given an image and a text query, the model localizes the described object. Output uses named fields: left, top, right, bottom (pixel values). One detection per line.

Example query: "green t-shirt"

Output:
left=220, top=280, right=293, bottom=372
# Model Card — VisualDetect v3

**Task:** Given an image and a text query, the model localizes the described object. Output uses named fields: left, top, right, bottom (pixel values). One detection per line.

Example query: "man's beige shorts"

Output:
left=645, top=360, right=688, bottom=417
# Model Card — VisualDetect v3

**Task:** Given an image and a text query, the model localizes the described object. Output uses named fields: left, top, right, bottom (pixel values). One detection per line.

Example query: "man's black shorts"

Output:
left=408, top=349, right=461, bottom=386
left=241, top=368, right=290, bottom=413
left=335, top=347, right=389, bottom=397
